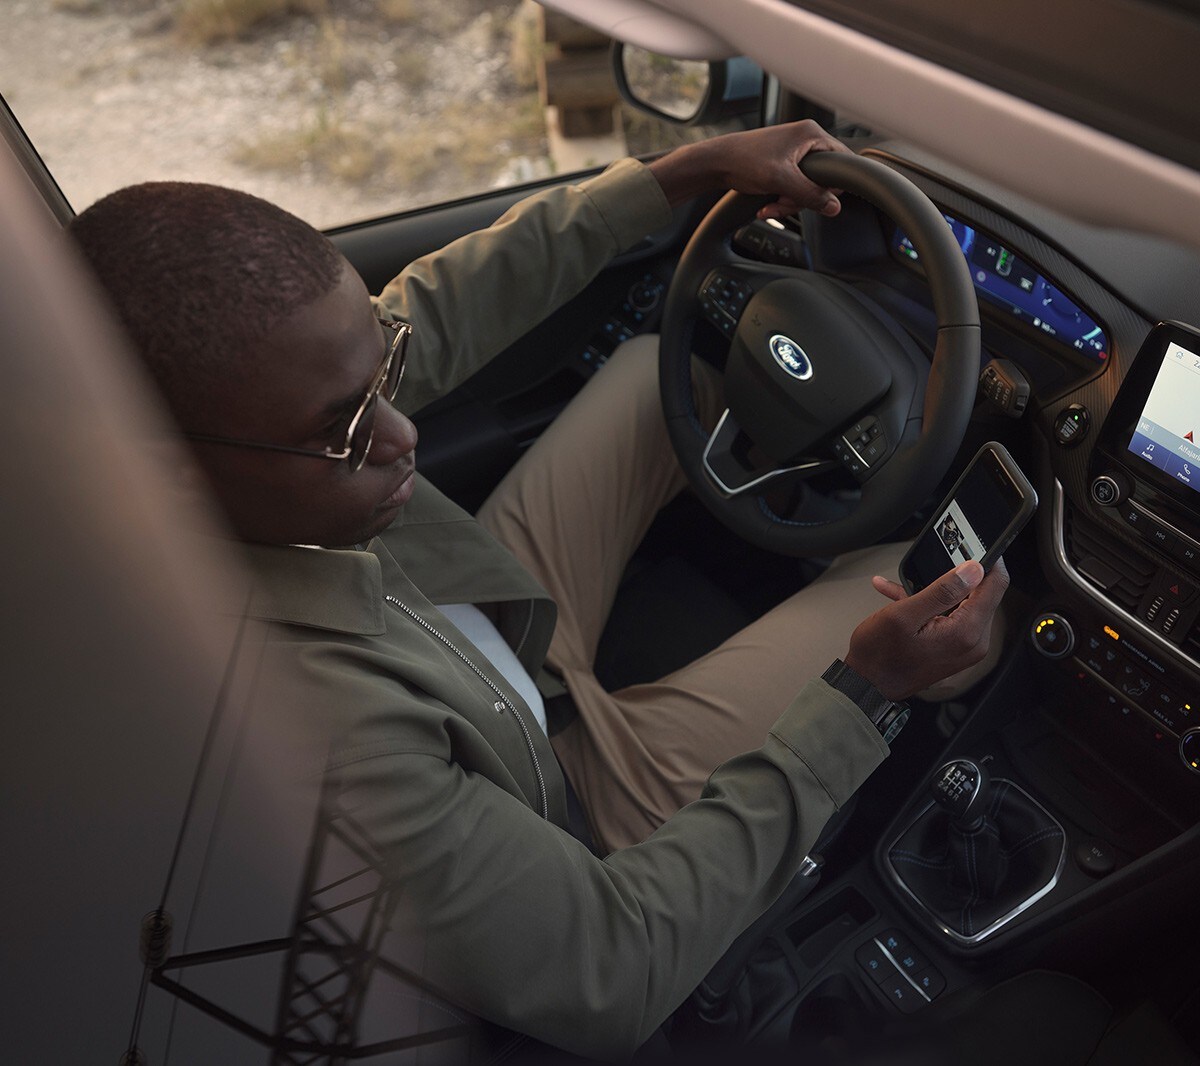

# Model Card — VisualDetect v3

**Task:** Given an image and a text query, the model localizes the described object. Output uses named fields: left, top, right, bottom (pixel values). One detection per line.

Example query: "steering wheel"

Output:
left=659, top=151, right=980, bottom=557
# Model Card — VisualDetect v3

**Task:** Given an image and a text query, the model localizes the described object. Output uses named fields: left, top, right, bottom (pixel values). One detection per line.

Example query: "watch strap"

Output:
left=821, top=659, right=910, bottom=743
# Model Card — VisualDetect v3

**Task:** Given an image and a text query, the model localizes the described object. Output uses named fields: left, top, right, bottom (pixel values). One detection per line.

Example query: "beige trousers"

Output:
left=477, top=336, right=951, bottom=852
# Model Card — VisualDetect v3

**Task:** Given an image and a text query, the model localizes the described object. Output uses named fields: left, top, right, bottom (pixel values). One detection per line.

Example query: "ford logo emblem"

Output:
left=769, top=334, right=813, bottom=380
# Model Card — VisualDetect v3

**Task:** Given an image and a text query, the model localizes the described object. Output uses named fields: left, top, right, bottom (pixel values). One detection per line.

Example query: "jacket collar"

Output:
left=241, top=541, right=387, bottom=635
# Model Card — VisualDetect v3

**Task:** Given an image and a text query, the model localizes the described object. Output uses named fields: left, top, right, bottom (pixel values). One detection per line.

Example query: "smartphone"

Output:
left=899, top=442, right=1037, bottom=594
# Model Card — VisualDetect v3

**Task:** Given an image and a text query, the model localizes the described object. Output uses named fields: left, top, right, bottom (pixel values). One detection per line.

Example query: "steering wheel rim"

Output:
left=660, top=151, right=980, bottom=557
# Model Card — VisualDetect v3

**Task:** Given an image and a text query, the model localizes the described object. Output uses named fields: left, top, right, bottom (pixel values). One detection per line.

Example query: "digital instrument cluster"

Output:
left=892, top=214, right=1109, bottom=363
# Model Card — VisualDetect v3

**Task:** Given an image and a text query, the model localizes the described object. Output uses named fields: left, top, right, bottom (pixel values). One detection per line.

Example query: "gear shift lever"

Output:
left=888, top=759, right=1065, bottom=941
left=929, top=758, right=1003, bottom=897
left=930, top=758, right=990, bottom=831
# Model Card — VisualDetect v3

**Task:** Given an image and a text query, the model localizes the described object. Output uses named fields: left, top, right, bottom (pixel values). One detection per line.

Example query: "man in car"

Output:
left=69, top=120, right=1006, bottom=1058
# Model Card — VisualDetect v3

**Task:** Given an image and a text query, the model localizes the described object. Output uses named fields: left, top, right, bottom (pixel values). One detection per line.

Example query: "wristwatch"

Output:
left=821, top=659, right=910, bottom=744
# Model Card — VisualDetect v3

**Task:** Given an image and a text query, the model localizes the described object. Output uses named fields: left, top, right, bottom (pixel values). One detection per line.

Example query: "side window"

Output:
left=0, top=1, right=755, bottom=230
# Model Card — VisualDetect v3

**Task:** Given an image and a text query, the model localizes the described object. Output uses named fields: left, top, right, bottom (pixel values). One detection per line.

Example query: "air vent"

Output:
left=1065, top=507, right=1156, bottom=611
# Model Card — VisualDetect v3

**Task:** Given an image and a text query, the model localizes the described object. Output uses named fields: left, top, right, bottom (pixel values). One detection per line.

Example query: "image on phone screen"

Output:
left=901, top=447, right=1033, bottom=593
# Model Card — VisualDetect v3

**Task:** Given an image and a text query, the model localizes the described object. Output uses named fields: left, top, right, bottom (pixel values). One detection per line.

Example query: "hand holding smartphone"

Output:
left=899, top=442, right=1037, bottom=595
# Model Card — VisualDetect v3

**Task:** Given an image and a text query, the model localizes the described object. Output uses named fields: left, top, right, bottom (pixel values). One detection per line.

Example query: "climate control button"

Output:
left=1031, top=614, right=1075, bottom=659
left=1180, top=729, right=1200, bottom=775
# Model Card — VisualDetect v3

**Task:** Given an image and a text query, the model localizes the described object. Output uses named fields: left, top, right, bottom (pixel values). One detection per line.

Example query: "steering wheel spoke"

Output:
left=702, top=409, right=836, bottom=497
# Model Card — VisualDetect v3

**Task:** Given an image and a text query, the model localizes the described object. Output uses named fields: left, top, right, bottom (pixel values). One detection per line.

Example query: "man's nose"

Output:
left=369, top=400, right=418, bottom=463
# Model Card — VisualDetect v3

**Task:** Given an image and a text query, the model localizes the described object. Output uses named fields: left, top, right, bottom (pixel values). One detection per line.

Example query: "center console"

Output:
left=854, top=324, right=1200, bottom=1002
left=1062, top=320, right=1200, bottom=776
left=677, top=324, right=1200, bottom=1047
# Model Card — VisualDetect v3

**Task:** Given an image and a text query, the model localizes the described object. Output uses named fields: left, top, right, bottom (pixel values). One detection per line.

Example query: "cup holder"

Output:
left=788, top=973, right=881, bottom=1052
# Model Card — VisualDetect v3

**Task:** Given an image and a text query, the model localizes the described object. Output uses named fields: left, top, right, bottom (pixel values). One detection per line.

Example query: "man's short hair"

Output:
left=69, top=182, right=344, bottom=420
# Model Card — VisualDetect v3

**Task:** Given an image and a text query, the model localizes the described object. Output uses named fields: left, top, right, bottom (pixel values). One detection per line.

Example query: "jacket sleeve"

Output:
left=371, top=158, right=671, bottom=414
left=311, top=656, right=888, bottom=1060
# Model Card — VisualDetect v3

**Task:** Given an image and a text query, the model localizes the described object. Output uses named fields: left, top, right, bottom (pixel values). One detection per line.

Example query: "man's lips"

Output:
left=380, top=466, right=416, bottom=508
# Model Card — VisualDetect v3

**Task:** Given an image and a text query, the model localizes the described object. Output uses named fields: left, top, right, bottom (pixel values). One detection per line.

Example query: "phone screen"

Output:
left=902, top=450, right=1029, bottom=592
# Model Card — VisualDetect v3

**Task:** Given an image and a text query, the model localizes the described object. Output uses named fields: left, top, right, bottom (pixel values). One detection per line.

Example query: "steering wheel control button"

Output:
left=835, top=417, right=887, bottom=479
left=1090, top=472, right=1129, bottom=507
left=1031, top=613, right=1075, bottom=658
left=1074, top=838, right=1117, bottom=877
left=833, top=438, right=867, bottom=477
left=855, top=940, right=891, bottom=984
left=1054, top=404, right=1090, bottom=446
left=699, top=271, right=753, bottom=338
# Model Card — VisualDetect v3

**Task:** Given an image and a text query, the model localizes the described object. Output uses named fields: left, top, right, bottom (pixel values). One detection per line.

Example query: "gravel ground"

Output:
left=0, top=0, right=552, bottom=228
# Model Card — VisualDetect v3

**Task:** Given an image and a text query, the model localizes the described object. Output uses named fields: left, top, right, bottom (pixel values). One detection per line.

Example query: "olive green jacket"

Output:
left=242, top=160, right=889, bottom=1058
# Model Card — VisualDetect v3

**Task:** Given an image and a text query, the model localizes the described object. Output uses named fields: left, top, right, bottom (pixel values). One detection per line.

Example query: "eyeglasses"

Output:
left=184, top=318, right=412, bottom=473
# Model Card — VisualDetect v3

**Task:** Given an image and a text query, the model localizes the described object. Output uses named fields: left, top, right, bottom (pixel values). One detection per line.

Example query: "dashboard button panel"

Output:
left=1072, top=622, right=1197, bottom=744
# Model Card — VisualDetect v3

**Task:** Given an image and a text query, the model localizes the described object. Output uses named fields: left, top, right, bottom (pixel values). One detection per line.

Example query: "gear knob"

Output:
left=930, top=758, right=990, bottom=830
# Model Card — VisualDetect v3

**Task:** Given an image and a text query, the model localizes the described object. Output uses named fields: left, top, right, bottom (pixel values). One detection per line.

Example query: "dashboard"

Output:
left=836, top=146, right=1200, bottom=809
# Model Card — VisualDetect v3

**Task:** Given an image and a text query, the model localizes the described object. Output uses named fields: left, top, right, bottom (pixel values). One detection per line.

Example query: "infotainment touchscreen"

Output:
left=1127, top=340, right=1200, bottom=497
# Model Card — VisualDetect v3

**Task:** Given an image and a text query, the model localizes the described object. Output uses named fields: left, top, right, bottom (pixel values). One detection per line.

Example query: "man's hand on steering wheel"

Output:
left=844, top=560, right=1011, bottom=701
left=647, top=119, right=852, bottom=218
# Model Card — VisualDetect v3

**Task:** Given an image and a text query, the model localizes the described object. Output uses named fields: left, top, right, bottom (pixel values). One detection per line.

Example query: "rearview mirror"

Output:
left=612, top=44, right=762, bottom=126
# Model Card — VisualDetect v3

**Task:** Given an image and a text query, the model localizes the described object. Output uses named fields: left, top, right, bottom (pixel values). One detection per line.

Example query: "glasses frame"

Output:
left=184, top=319, right=412, bottom=473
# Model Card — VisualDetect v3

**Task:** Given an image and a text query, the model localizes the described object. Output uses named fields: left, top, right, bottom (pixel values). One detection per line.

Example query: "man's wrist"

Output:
left=821, top=659, right=910, bottom=744
left=646, top=139, right=722, bottom=207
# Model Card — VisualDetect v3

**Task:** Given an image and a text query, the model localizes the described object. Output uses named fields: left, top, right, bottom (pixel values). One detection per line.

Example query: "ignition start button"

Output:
left=1054, top=404, right=1090, bottom=446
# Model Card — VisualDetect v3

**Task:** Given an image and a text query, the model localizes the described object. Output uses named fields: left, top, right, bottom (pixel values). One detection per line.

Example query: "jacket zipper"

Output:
left=384, top=594, right=549, bottom=819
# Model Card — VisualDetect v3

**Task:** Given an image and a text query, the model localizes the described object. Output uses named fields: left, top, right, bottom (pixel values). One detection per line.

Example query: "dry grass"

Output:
left=376, top=0, right=417, bottom=24
left=390, top=48, right=431, bottom=90
left=235, top=90, right=544, bottom=198
left=311, top=17, right=374, bottom=91
left=175, top=0, right=327, bottom=45
left=233, top=107, right=381, bottom=184
left=507, top=0, right=542, bottom=90
left=51, top=0, right=105, bottom=13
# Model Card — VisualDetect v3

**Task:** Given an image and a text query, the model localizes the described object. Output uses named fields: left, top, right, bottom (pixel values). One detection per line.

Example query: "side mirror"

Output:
left=612, top=43, right=762, bottom=127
